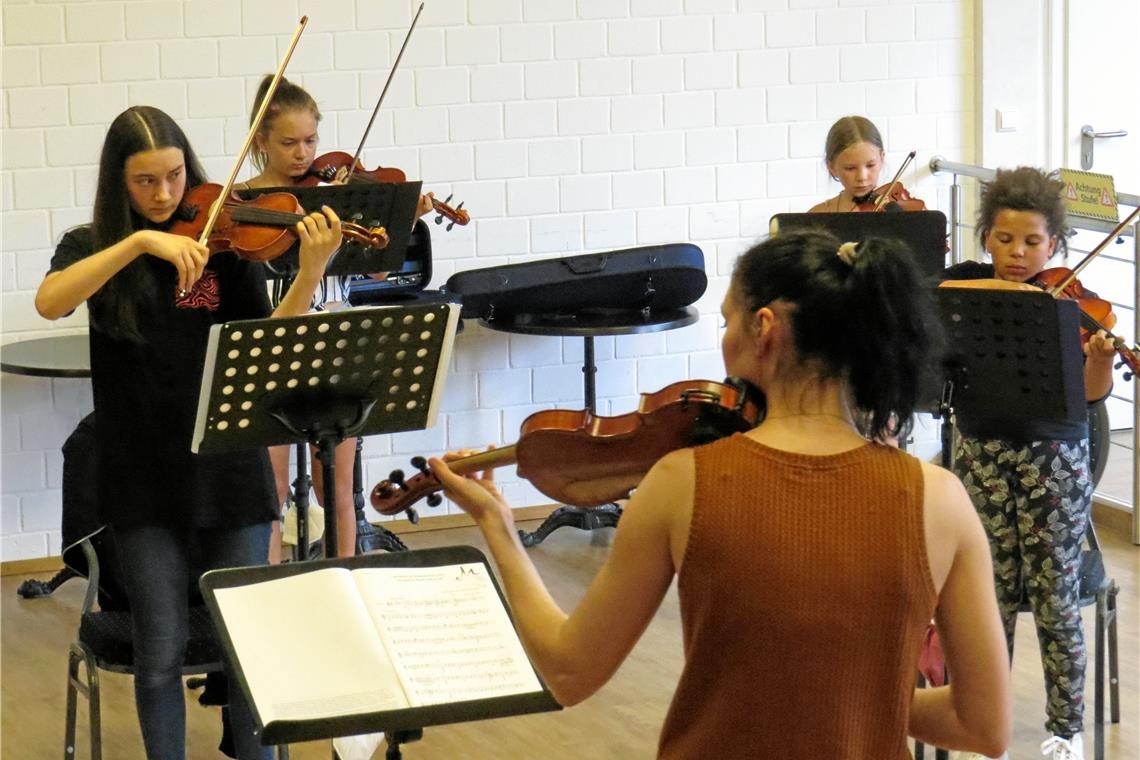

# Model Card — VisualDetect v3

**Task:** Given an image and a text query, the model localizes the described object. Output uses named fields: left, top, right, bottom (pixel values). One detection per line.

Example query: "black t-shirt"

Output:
left=51, top=226, right=277, bottom=529
left=937, top=261, right=1091, bottom=443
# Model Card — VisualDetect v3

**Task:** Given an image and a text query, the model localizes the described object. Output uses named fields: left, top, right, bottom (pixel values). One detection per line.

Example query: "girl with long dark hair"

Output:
left=36, top=105, right=342, bottom=760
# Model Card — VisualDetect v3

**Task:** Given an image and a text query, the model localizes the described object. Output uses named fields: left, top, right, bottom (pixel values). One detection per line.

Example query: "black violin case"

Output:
left=442, top=243, right=707, bottom=320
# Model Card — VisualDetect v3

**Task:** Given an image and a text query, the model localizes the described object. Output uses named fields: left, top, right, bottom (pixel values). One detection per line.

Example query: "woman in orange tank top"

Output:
left=431, top=230, right=1012, bottom=759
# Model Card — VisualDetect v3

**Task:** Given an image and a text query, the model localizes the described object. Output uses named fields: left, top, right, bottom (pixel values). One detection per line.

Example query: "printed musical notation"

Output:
left=210, top=560, right=544, bottom=730
left=355, top=563, right=543, bottom=705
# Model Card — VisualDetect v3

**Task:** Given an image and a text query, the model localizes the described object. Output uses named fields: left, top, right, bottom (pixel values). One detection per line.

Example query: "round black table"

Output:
left=480, top=306, right=700, bottom=545
left=1, top=334, right=91, bottom=378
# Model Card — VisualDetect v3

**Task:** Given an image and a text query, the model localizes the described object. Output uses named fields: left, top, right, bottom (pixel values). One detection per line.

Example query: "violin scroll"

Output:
left=431, top=194, right=470, bottom=231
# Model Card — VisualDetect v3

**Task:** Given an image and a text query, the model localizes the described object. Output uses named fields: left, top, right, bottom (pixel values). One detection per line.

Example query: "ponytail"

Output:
left=731, top=230, right=940, bottom=441
left=249, top=75, right=322, bottom=172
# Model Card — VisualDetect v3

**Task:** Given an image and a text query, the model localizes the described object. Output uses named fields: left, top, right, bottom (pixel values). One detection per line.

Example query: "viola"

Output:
left=299, top=151, right=471, bottom=230
left=371, top=378, right=763, bottom=522
left=169, top=183, right=390, bottom=263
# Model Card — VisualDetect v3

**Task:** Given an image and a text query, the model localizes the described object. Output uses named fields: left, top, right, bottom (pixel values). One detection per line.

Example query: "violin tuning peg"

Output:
left=405, top=507, right=419, bottom=525
left=410, top=455, right=428, bottom=472
left=425, top=493, right=443, bottom=508
left=434, top=214, right=445, bottom=225
left=388, top=468, right=405, bottom=486
left=454, top=201, right=464, bottom=211
left=446, top=220, right=455, bottom=232
left=443, top=193, right=453, bottom=204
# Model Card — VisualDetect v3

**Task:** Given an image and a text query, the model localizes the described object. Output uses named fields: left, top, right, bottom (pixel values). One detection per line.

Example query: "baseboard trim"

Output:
left=1092, top=498, right=1135, bottom=539
left=1, top=504, right=564, bottom=577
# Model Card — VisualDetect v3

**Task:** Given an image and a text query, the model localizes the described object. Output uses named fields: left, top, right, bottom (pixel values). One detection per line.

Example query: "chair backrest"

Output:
left=60, top=413, right=132, bottom=611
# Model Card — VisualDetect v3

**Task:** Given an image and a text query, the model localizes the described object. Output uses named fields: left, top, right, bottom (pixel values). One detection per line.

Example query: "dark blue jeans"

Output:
left=115, top=522, right=274, bottom=760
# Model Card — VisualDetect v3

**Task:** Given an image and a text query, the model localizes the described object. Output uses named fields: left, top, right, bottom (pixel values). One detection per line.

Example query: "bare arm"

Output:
left=36, top=230, right=208, bottom=320
left=908, top=463, right=1011, bottom=757
left=428, top=449, right=688, bottom=706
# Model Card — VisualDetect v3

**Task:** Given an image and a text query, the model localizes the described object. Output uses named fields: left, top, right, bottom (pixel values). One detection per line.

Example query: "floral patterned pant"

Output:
left=952, top=436, right=1092, bottom=737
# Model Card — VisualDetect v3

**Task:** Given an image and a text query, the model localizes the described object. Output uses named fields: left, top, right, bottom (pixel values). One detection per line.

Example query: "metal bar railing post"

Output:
left=950, top=178, right=963, bottom=264
left=1133, top=216, right=1140, bottom=545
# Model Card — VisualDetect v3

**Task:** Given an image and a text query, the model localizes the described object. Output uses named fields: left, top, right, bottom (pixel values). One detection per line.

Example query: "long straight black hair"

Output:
left=89, top=106, right=207, bottom=342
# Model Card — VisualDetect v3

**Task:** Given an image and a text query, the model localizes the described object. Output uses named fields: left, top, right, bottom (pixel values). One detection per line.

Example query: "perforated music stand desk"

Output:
left=481, top=306, right=699, bottom=546
left=933, top=288, right=1087, bottom=469
left=240, top=182, right=423, bottom=278
left=192, top=302, right=460, bottom=557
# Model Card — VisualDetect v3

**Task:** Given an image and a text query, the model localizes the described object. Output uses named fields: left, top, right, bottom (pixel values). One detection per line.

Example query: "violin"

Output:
left=853, top=150, right=927, bottom=212
left=298, top=150, right=406, bottom=185
left=1029, top=205, right=1140, bottom=380
left=298, top=151, right=471, bottom=230
left=371, top=378, right=763, bottom=522
left=169, top=183, right=389, bottom=263
left=295, top=5, right=470, bottom=232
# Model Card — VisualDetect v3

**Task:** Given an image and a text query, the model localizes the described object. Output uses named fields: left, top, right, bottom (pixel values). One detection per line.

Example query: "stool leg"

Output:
left=1107, top=583, right=1120, bottom=723
left=65, top=646, right=81, bottom=759
left=1095, top=590, right=1105, bottom=760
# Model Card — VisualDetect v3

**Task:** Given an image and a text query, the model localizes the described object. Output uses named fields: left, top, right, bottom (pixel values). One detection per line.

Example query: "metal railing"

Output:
left=930, top=157, right=1140, bottom=545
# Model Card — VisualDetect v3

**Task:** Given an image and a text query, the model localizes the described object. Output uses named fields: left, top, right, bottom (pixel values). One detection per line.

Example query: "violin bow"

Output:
left=194, top=16, right=309, bottom=248
left=346, top=2, right=425, bottom=183
left=873, top=150, right=917, bottom=211
left=1046, top=205, right=1140, bottom=296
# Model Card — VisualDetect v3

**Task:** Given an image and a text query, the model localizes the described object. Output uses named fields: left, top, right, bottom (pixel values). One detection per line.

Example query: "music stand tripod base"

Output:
left=191, top=302, right=460, bottom=558
left=480, top=307, right=699, bottom=547
left=518, top=503, right=622, bottom=547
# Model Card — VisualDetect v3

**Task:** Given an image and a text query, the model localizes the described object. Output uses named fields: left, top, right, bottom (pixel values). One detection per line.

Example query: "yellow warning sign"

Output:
left=1059, top=168, right=1118, bottom=222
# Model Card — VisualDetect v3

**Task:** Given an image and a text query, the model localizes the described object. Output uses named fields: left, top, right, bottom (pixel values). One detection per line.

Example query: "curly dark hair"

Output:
left=731, top=229, right=940, bottom=441
left=976, top=167, right=1069, bottom=254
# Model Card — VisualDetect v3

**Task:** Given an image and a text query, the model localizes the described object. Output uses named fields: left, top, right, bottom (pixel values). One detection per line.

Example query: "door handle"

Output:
left=1081, top=125, right=1129, bottom=169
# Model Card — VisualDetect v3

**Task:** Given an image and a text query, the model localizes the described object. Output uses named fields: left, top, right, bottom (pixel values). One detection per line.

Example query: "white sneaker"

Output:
left=1041, top=733, right=1084, bottom=760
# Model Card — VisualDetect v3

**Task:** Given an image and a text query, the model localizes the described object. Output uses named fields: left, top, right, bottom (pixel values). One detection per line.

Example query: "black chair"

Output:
left=59, top=413, right=289, bottom=760
left=62, top=526, right=229, bottom=760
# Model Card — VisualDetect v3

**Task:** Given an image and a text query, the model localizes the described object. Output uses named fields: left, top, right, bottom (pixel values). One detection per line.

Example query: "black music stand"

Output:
left=241, top=181, right=427, bottom=556
left=771, top=211, right=948, bottom=279
left=239, top=182, right=423, bottom=279
left=933, top=288, right=1086, bottom=469
left=192, top=302, right=460, bottom=558
left=913, top=289, right=1084, bottom=760
left=200, top=545, right=560, bottom=757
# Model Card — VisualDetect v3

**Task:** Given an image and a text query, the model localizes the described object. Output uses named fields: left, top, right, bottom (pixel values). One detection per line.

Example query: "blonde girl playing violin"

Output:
left=940, top=167, right=1115, bottom=760
left=809, top=115, right=889, bottom=213
left=35, top=106, right=341, bottom=760
left=243, top=75, right=433, bottom=561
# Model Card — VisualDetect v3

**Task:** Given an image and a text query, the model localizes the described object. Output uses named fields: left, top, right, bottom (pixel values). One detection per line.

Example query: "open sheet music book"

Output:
left=202, top=546, right=559, bottom=744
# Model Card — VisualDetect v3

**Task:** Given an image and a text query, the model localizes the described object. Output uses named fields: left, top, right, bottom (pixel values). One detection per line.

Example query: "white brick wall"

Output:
left=1, top=0, right=974, bottom=560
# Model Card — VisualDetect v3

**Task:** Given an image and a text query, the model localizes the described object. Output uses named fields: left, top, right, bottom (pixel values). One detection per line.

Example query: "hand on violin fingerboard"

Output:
left=295, top=206, right=342, bottom=278
left=429, top=447, right=511, bottom=527
left=415, top=192, right=434, bottom=227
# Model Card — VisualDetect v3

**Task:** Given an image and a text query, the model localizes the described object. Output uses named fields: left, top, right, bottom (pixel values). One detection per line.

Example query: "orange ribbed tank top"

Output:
left=658, top=434, right=936, bottom=760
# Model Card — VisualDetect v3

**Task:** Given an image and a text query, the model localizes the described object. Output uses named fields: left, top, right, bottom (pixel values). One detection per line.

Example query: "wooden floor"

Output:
left=2, top=518, right=1136, bottom=760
